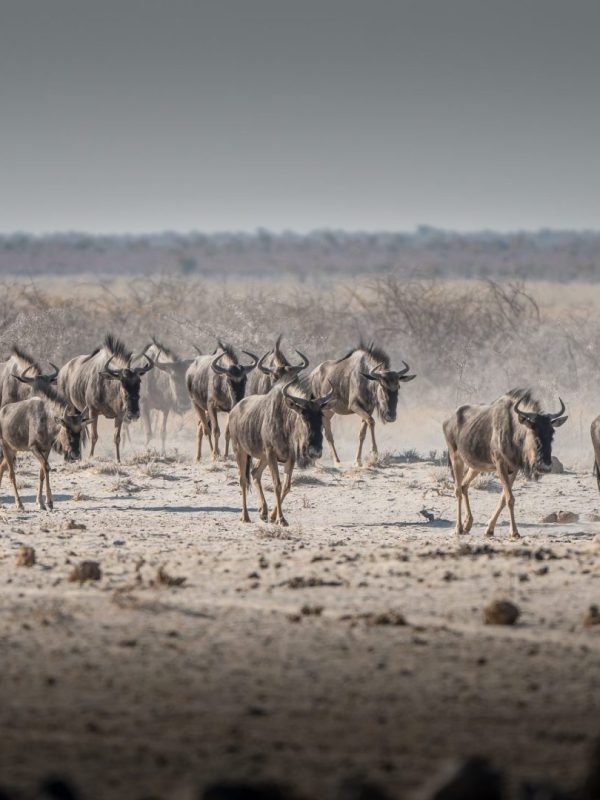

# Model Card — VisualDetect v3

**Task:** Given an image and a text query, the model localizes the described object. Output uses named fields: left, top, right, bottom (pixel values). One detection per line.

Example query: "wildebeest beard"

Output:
left=376, top=385, right=399, bottom=423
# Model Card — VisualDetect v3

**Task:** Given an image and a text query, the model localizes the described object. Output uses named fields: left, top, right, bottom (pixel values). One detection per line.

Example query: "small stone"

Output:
left=557, top=510, right=579, bottom=523
left=583, top=605, right=600, bottom=627
left=540, top=512, right=558, bottom=523
left=16, top=546, right=36, bottom=567
left=69, top=561, right=102, bottom=583
left=484, top=599, right=520, bottom=626
left=550, top=456, right=564, bottom=474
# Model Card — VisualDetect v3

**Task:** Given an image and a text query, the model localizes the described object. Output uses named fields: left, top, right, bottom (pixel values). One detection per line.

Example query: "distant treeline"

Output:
left=1, top=227, right=600, bottom=280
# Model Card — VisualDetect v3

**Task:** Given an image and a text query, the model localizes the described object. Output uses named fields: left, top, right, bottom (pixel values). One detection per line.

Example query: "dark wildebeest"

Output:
left=0, top=379, right=90, bottom=510
left=186, top=342, right=257, bottom=461
left=309, top=342, right=416, bottom=465
left=247, top=335, right=309, bottom=396
left=0, top=346, right=59, bottom=407
left=58, top=334, right=153, bottom=462
left=591, top=415, right=600, bottom=492
left=443, top=388, right=567, bottom=540
left=138, top=337, right=194, bottom=452
left=228, top=379, right=334, bottom=526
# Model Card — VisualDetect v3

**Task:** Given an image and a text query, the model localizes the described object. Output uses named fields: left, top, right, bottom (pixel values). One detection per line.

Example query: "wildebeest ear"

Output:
left=399, top=373, right=417, bottom=382
left=360, top=371, right=378, bottom=381
left=551, top=415, right=568, bottom=428
left=516, top=412, right=534, bottom=427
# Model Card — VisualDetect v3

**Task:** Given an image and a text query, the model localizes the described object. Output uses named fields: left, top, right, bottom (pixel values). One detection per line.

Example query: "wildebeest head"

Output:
left=154, top=354, right=194, bottom=413
left=13, top=362, right=60, bottom=386
left=257, top=348, right=309, bottom=384
left=361, top=360, right=416, bottom=423
left=283, top=381, right=334, bottom=466
left=101, top=354, right=154, bottom=421
left=514, top=397, right=568, bottom=477
left=211, top=351, right=258, bottom=404
left=56, top=406, right=92, bottom=461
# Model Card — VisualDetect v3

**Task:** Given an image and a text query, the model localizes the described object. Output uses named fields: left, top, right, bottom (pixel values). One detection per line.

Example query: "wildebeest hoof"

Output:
left=278, top=517, right=289, bottom=527
left=464, top=518, right=474, bottom=532
left=510, top=531, right=521, bottom=540
left=454, top=527, right=464, bottom=536
left=241, top=513, right=251, bottom=523
left=485, top=529, right=495, bottom=537
left=37, top=502, right=46, bottom=511
left=259, top=509, right=269, bottom=521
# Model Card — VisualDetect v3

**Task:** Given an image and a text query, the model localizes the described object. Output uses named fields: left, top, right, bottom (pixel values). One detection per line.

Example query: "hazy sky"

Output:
left=1, top=0, right=599, bottom=233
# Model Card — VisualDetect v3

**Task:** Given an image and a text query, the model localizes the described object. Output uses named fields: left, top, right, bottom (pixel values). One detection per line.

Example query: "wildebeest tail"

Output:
left=245, top=454, right=252, bottom=492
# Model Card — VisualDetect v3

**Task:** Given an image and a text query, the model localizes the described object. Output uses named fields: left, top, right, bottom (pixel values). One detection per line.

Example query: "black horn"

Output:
left=101, top=355, right=123, bottom=379
left=282, top=380, right=308, bottom=408
left=134, top=354, right=154, bottom=375
left=241, top=351, right=259, bottom=374
left=258, top=350, right=275, bottom=375
left=292, top=350, right=309, bottom=371
left=514, top=397, right=537, bottom=422
left=317, top=383, right=334, bottom=407
left=396, top=360, right=411, bottom=377
left=13, top=365, right=36, bottom=384
left=211, top=352, right=232, bottom=376
left=548, top=397, right=566, bottom=420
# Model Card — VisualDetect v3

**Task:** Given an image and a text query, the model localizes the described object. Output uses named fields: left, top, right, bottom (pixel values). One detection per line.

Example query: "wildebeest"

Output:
left=228, top=379, right=333, bottom=525
left=591, top=415, right=600, bottom=492
left=58, top=334, right=153, bottom=462
left=443, top=388, right=567, bottom=539
left=138, top=337, right=194, bottom=452
left=309, top=342, right=416, bottom=465
left=247, top=335, right=309, bottom=396
left=186, top=341, right=257, bottom=460
left=0, top=346, right=59, bottom=407
left=0, top=379, right=90, bottom=510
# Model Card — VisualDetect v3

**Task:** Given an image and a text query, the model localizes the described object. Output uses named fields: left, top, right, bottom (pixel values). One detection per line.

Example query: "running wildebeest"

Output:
left=309, top=342, right=416, bottom=465
left=247, top=335, right=309, bottom=396
left=0, top=346, right=59, bottom=407
left=0, top=379, right=90, bottom=510
left=228, top=379, right=334, bottom=526
left=186, top=341, right=257, bottom=461
left=443, top=388, right=567, bottom=540
left=58, top=334, right=153, bottom=462
left=138, top=337, right=194, bottom=452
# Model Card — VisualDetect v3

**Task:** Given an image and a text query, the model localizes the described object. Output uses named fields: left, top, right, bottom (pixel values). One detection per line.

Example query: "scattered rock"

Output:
left=301, top=604, right=323, bottom=616
left=418, top=756, right=503, bottom=800
left=16, top=546, right=36, bottom=567
left=585, top=513, right=600, bottom=523
left=583, top=605, right=600, bottom=627
left=69, top=561, right=102, bottom=583
left=156, top=565, right=186, bottom=587
left=340, top=611, right=407, bottom=627
left=64, top=520, right=87, bottom=531
left=550, top=456, right=564, bottom=474
left=281, top=576, right=344, bottom=589
left=419, top=508, right=435, bottom=523
left=557, top=510, right=579, bottom=523
left=540, top=512, right=557, bottom=523
left=484, top=599, right=520, bottom=626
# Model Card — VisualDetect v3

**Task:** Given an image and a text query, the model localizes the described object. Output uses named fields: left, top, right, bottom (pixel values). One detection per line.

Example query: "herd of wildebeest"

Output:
left=1, top=331, right=598, bottom=536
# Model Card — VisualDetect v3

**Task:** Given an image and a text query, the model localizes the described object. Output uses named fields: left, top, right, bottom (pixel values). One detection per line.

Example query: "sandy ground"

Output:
left=1, top=411, right=599, bottom=799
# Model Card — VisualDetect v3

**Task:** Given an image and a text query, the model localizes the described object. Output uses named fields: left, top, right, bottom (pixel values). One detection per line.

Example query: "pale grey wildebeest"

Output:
left=186, top=341, right=257, bottom=461
left=0, top=346, right=59, bottom=407
left=228, top=378, right=334, bottom=525
left=58, top=334, right=153, bottom=462
left=0, top=379, right=90, bottom=510
left=309, top=342, right=416, bottom=465
left=247, top=335, right=309, bottom=396
left=443, top=388, right=567, bottom=540
left=138, top=337, right=194, bottom=452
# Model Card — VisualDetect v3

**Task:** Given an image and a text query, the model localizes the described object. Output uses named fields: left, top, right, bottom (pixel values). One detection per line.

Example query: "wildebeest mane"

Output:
left=150, top=336, right=180, bottom=362
left=217, top=340, right=238, bottom=363
left=504, top=387, right=542, bottom=414
left=103, top=333, right=132, bottom=365
left=11, top=345, right=41, bottom=373
left=33, top=380, right=69, bottom=411
left=335, top=341, right=391, bottom=369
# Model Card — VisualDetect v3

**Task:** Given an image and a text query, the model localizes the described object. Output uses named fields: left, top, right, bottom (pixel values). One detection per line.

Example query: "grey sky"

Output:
left=1, top=0, right=599, bottom=233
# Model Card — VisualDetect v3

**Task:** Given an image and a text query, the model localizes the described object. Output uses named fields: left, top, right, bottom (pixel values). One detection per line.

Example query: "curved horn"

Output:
left=396, top=360, right=411, bottom=377
left=292, top=350, right=309, bottom=371
left=274, top=334, right=283, bottom=356
left=258, top=350, right=275, bottom=376
left=514, top=397, right=537, bottom=422
left=13, top=365, right=36, bottom=384
left=134, top=354, right=154, bottom=375
left=211, top=352, right=231, bottom=376
left=317, top=383, right=334, bottom=407
left=548, top=397, right=566, bottom=420
left=41, top=362, right=60, bottom=382
left=369, top=361, right=387, bottom=380
left=241, top=351, right=258, bottom=374
left=193, top=344, right=203, bottom=356
left=282, top=380, right=308, bottom=408
left=102, top=355, right=122, bottom=379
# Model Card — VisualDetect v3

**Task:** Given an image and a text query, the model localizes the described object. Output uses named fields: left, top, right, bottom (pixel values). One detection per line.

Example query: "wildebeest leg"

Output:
left=224, top=420, right=231, bottom=459
left=4, top=447, right=24, bottom=511
left=448, top=450, right=465, bottom=535
left=160, top=410, right=169, bottom=455
left=141, top=403, right=153, bottom=446
left=485, top=467, right=517, bottom=538
left=235, top=449, right=251, bottom=523
left=322, top=413, right=341, bottom=464
left=266, top=451, right=287, bottom=526
left=193, top=404, right=209, bottom=462
left=281, top=458, right=294, bottom=501
left=252, top=456, right=269, bottom=521
left=0, top=458, right=6, bottom=499
left=353, top=407, right=375, bottom=465
left=113, top=418, right=123, bottom=462
left=209, top=407, right=221, bottom=459
left=461, top=467, right=479, bottom=532
left=89, top=413, right=99, bottom=457
left=31, top=446, right=52, bottom=510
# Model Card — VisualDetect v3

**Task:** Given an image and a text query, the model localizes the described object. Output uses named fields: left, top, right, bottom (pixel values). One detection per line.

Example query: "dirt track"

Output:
left=1, top=418, right=600, bottom=799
